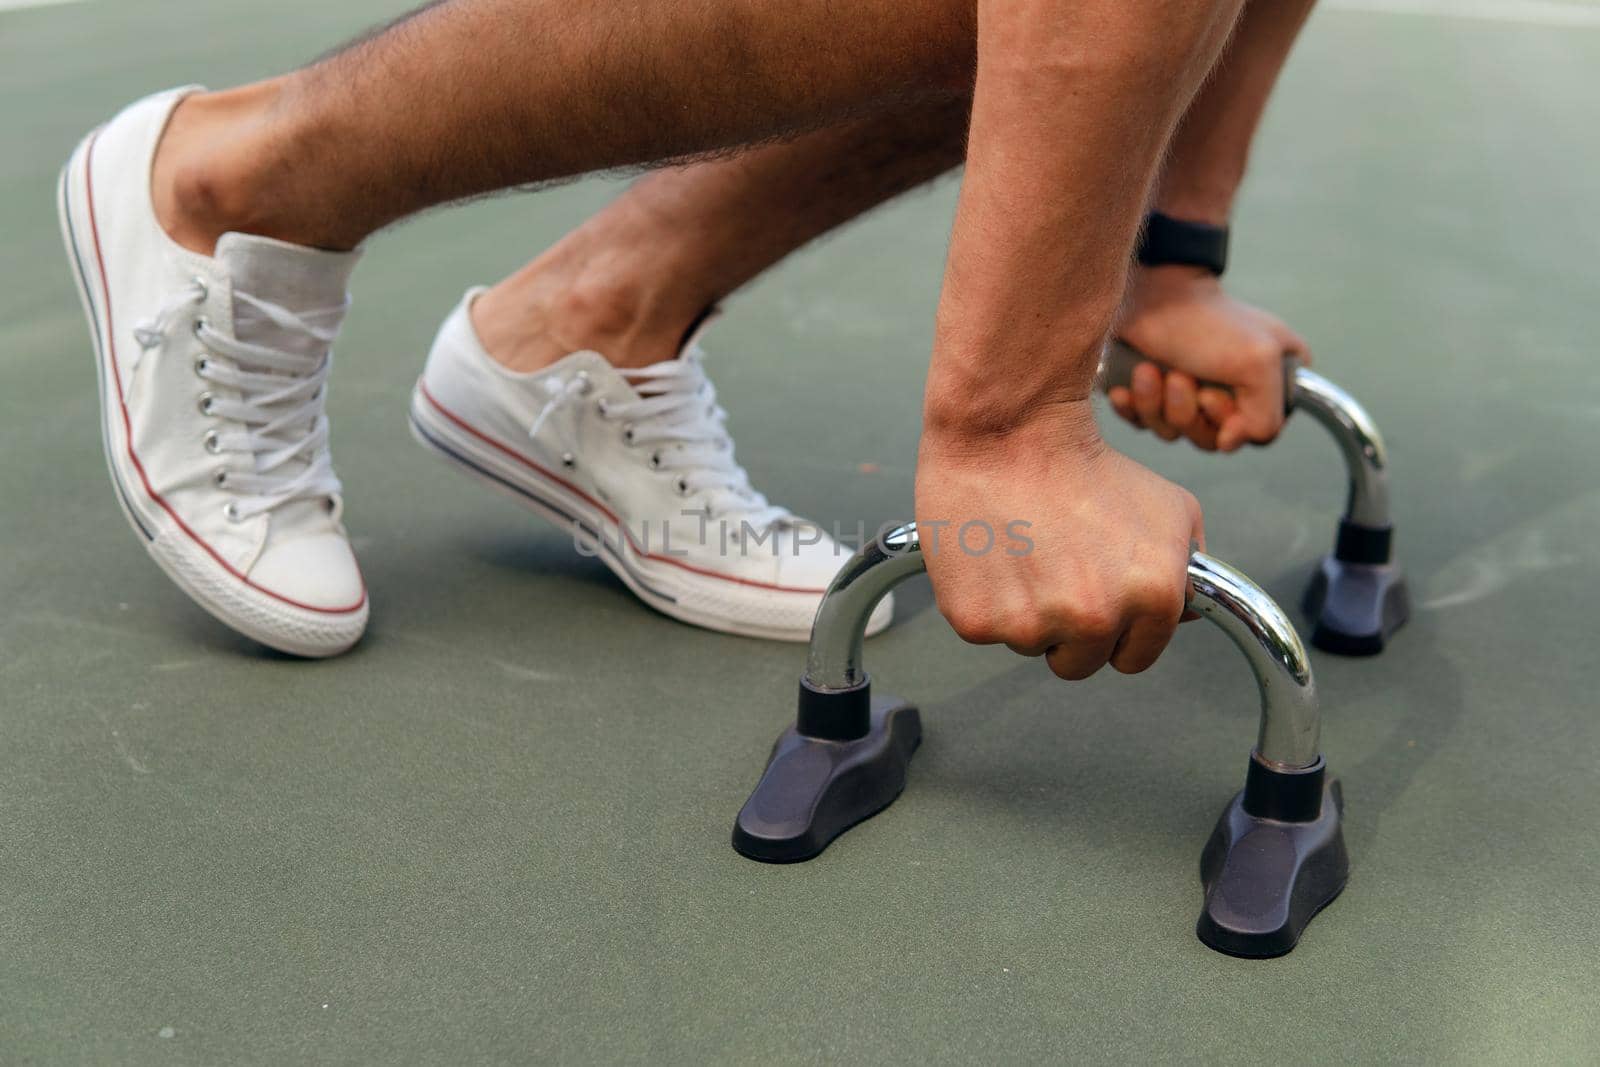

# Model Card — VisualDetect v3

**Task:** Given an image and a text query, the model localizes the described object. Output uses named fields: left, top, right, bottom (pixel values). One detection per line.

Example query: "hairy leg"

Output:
left=472, top=98, right=970, bottom=371
left=154, top=0, right=977, bottom=253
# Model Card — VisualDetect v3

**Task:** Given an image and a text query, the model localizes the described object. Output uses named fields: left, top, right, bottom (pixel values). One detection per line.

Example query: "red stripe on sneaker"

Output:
left=82, top=130, right=366, bottom=617
left=417, top=381, right=830, bottom=595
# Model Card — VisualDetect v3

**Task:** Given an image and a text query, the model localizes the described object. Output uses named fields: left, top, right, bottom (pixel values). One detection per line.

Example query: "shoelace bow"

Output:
left=530, top=350, right=793, bottom=531
left=135, top=282, right=347, bottom=522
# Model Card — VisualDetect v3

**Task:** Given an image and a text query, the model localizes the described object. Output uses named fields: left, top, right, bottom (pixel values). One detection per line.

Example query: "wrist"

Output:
left=927, top=282, right=1120, bottom=439
left=1137, top=213, right=1230, bottom=277
left=1129, top=262, right=1224, bottom=304
left=921, top=385, right=1102, bottom=453
left=1153, top=186, right=1236, bottom=229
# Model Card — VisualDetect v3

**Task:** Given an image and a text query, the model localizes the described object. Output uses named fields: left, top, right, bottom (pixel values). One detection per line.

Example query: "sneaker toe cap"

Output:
left=249, top=532, right=366, bottom=612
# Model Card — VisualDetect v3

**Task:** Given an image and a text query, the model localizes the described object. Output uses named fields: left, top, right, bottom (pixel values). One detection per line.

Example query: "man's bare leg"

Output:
left=65, top=0, right=1258, bottom=667
left=471, top=100, right=969, bottom=372
left=400, top=100, right=969, bottom=640
left=153, top=0, right=977, bottom=255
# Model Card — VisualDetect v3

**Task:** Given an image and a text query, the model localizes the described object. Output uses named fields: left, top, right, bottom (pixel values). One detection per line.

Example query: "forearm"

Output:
left=926, top=0, right=1243, bottom=436
left=619, top=101, right=968, bottom=311
left=1154, top=0, right=1318, bottom=225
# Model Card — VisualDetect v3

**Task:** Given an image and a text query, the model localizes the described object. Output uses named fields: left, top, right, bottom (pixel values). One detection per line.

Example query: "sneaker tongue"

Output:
left=213, top=233, right=360, bottom=529
left=215, top=232, right=361, bottom=356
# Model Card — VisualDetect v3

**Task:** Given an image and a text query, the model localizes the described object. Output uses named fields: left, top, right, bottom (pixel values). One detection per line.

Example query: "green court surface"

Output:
left=3, top=1, right=1599, bottom=1063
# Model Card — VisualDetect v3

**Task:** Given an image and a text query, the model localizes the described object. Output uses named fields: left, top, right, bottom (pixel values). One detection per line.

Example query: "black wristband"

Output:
left=1137, top=212, right=1229, bottom=276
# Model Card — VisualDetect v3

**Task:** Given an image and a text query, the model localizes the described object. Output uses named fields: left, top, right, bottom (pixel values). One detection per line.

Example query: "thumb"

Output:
left=1233, top=354, right=1288, bottom=446
left=1275, top=322, right=1312, bottom=368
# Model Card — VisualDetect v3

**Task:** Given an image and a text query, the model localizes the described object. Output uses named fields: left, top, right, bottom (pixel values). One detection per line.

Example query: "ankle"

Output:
left=473, top=250, right=714, bottom=373
left=152, top=81, right=365, bottom=255
left=151, top=87, right=266, bottom=254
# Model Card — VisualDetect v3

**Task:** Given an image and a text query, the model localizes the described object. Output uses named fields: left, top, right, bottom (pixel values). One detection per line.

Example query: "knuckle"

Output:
left=1007, top=620, right=1055, bottom=653
left=1245, top=409, right=1285, bottom=442
left=1064, top=602, right=1119, bottom=644
left=944, top=607, right=1000, bottom=646
left=1127, top=544, right=1190, bottom=603
left=1243, top=338, right=1281, bottom=368
left=1134, top=574, right=1186, bottom=619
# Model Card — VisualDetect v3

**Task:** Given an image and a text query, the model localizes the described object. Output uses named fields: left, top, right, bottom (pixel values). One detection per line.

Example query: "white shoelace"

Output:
left=135, top=282, right=346, bottom=522
left=531, top=350, right=793, bottom=531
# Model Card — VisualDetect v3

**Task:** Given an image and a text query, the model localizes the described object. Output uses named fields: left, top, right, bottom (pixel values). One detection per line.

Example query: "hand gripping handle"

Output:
left=802, top=524, right=1320, bottom=768
left=1099, top=340, right=1391, bottom=528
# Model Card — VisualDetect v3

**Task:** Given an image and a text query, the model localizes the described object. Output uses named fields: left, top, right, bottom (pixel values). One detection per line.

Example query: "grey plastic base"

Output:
left=732, top=696, right=922, bottom=863
left=1197, top=776, right=1348, bottom=958
left=1303, top=555, right=1410, bottom=656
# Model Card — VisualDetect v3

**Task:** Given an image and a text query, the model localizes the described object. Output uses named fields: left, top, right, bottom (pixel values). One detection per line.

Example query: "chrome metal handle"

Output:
left=804, top=523, right=922, bottom=691
left=1186, top=552, right=1319, bottom=768
left=1099, top=339, right=1298, bottom=418
left=1290, top=369, right=1390, bottom=528
left=1098, top=340, right=1391, bottom=528
left=801, top=525, right=1321, bottom=768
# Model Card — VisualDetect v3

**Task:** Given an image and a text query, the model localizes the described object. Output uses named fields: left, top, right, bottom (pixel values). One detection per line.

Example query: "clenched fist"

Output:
left=1110, top=265, right=1310, bottom=452
left=915, top=404, right=1204, bottom=680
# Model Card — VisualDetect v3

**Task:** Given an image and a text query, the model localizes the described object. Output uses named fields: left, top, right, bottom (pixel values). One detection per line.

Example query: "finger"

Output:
left=1045, top=634, right=1120, bottom=682
left=1208, top=333, right=1288, bottom=447
left=1132, top=363, right=1180, bottom=441
left=1113, top=531, right=1194, bottom=671
left=1218, top=397, right=1281, bottom=450
left=1276, top=322, right=1312, bottom=367
left=1197, top=388, right=1236, bottom=425
left=1109, top=611, right=1182, bottom=674
left=1183, top=415, right=1221, bottom=452
left=1163, top=371, right=1200, bottom=432
left=1004, top=624, right=1056, bottom=658
left=1107, top=386, right=1140, bottom=427
left=1215, top=412, right=1249, bottom=452
left=1221, top=368, right=1283, bottom=448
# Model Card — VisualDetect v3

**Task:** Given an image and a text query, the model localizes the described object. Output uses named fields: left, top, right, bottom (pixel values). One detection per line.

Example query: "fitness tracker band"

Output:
left=1137, top=212, right=1229, bottom=276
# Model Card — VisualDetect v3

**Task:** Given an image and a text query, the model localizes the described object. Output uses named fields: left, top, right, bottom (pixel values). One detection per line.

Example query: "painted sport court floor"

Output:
left=2, top=0, right=1598, bottom=1062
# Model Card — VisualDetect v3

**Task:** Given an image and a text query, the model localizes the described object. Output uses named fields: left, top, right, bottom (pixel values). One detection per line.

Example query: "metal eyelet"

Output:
left=596, top=398, right=610, bottom=418
left=194, top=357, right=210, bottom=377
left=197, top=392, right=216, bottom=416
left=223, top=502, right=241, bottom=523
left=190, top=277, right=209, bottom=302
left=573, top=371, right=593, bottom=396
left=193, top=316, right=209, bottom=337
left=212, top=470, right=228, bottom=488
left=674, top=477, right=691, bottom=497
left=622, top=424, right=636, bottom=446
left=203, top=429, right=222, bottom=454
left=648, top=452, right=662, bottom=470
left=561, top=453, right=577, bottom=469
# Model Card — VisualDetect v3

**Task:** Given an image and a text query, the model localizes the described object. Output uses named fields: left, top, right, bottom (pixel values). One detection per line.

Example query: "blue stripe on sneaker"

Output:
left=410, top=414, right=679, bottom=605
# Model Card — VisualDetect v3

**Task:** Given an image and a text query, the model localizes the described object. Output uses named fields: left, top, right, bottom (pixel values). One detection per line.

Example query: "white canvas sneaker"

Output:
left=409, top=290, right=893, bottom=642
left=57, top=87, right=368, bottom=657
